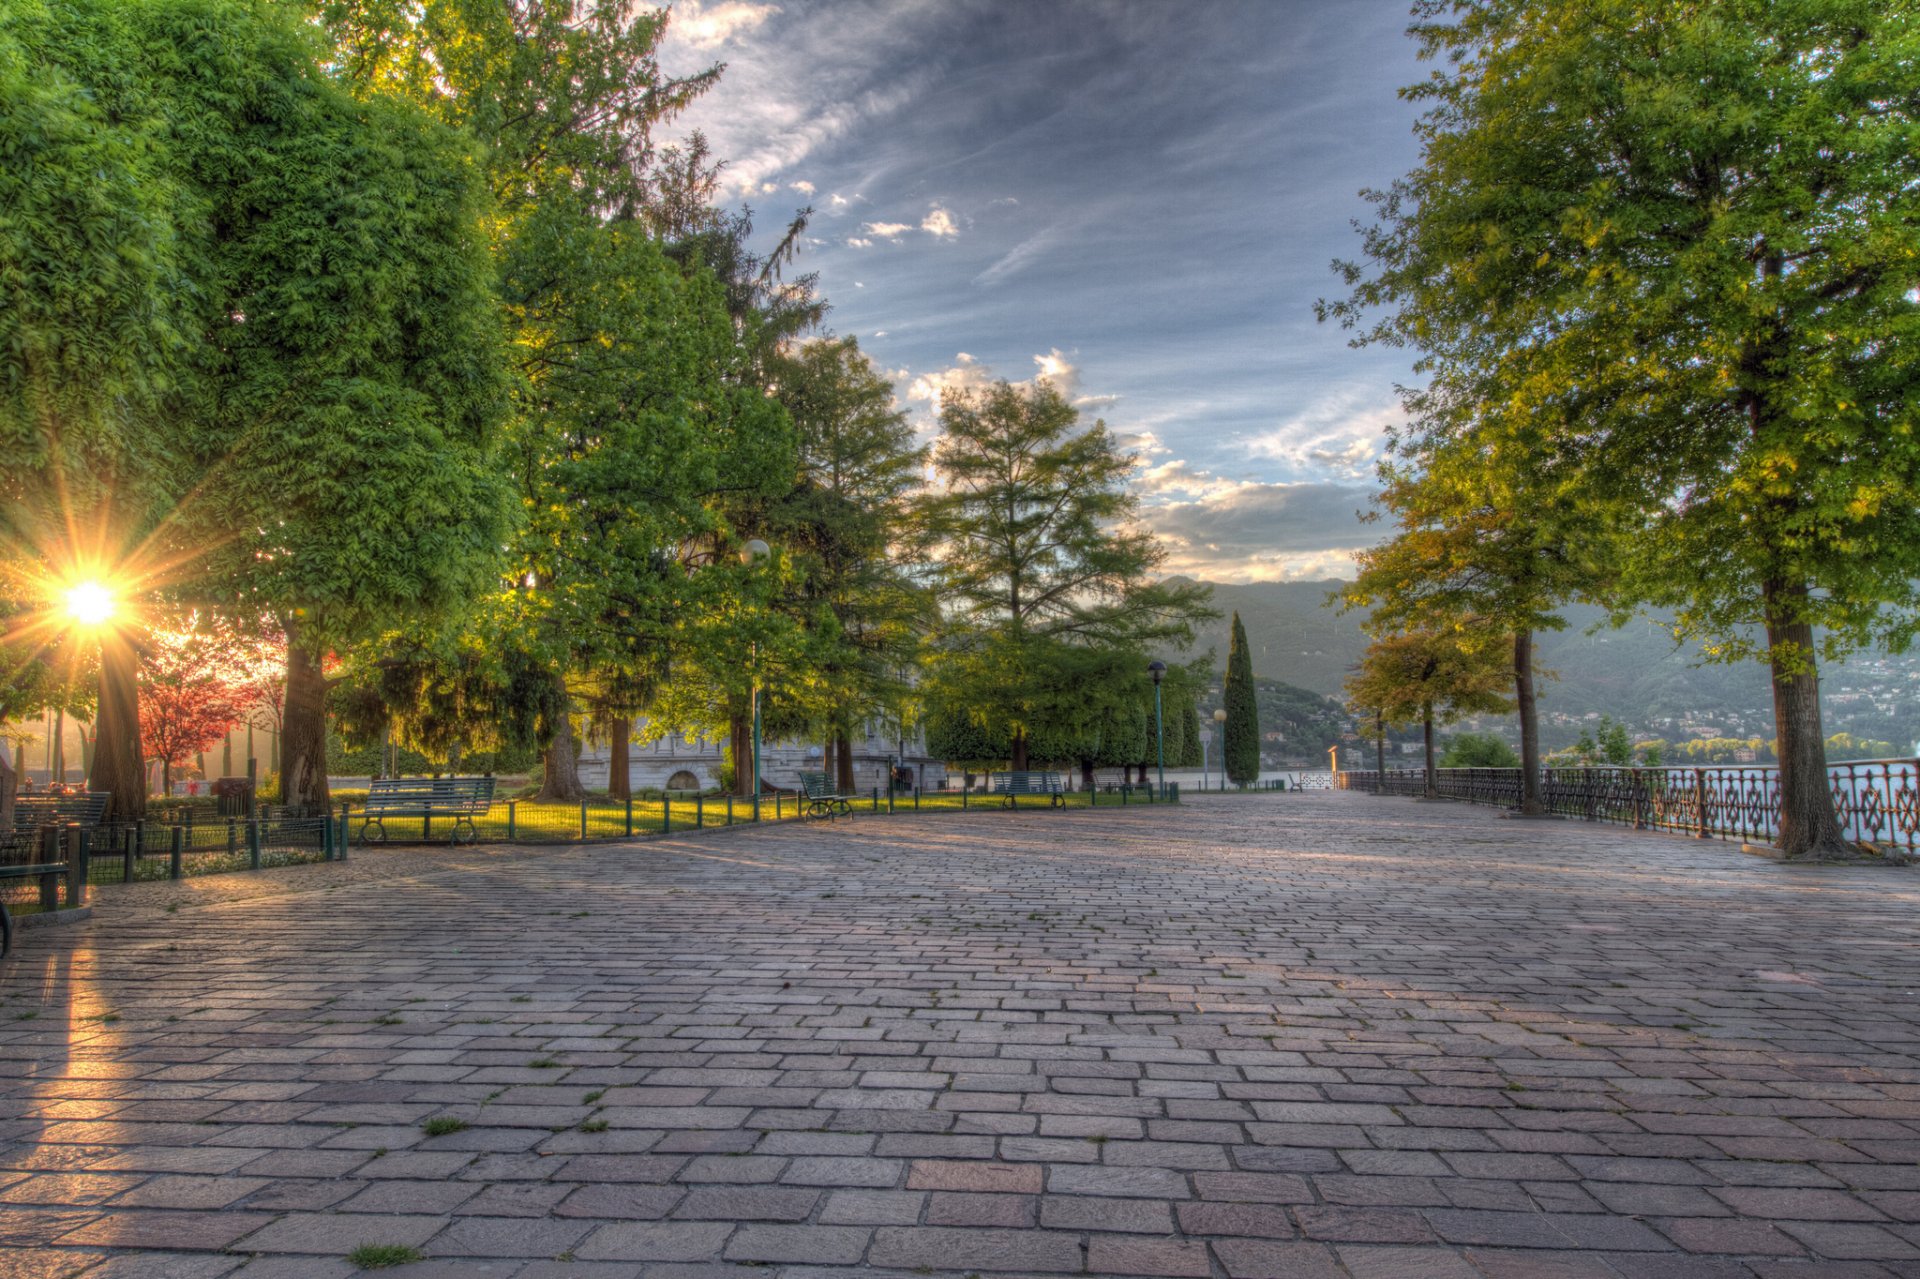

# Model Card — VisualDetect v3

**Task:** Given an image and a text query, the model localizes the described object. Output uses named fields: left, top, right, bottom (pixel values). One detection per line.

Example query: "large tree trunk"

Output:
left=1763, top=579, right=1850, bottom=858
left=834, top=731, right=855, bottom=793
left=539, top=699, right=586, bottom=802
left=1514, top=629, right=1545, bottom=815
left=90, top=631, right=145, bottom=821
left=608, top=716, right=631, bottom=800
left=279, top=627, right=331, bottom=814
left=1011, top=731, right=1029, bottom=771
left=730, top=711, right=754, bottom=797
left=1421, top=706, right=1436, bottom=800
left=0, top=740, right=15, bottom=830
left=1081, top=759, right=1095, bottom=791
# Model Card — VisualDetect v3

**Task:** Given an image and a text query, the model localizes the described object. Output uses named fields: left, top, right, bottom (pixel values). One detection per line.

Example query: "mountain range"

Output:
left=1171, top=578, right=1919, bottom=748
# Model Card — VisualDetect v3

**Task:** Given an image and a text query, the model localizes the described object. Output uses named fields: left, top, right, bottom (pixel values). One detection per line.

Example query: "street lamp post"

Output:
left=1212, top=707, right=1227, bottom=791
left=1146, top=661, right=1166, bottom=795
left=743, top=539, right=771, bottom=816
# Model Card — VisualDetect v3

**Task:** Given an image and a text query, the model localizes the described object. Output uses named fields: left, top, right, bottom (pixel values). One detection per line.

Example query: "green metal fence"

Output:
left=1, top=779, right=1186, bottom=914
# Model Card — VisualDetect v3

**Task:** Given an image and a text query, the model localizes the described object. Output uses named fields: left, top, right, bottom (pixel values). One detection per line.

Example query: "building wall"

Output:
left=578, top=720, right=949, bottom=795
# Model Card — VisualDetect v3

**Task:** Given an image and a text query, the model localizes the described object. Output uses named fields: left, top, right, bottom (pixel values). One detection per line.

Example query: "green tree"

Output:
left=1339, top=455, right=1613, bottom=815
left=317, top=0, right=800, bottom=803
left=1350, top=630, right=1512, bottom=798
left=1222, top=614, right=1261, bottom=785
left=1326, top=0, right=1920, bottom=856
left=1439, top=731, right=1520, bottom=769
left=767, top=337, right=930, bottom=792
left=5, top=0, right=509, bottom=817
left=921, top=380, right=1212, bottom=769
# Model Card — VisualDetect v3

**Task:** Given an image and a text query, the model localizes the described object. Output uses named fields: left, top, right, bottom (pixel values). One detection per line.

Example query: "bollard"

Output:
left=696, top=794, right=704, bottom=829
left=170, top=826, right=185, bottom=879
left=663, top=794, right=672, bottom=834
left=226, top=818, right=238, bottom=858
left=65, top=828, right=88, bottom=908
left=37, top=826, right=61, bottom=912
left=914, top=785, right=920, bottom=812
left=1122, top=786, right=1130, bottom=806
left=625, top=794, right=634, bottom=837
left=754, top=792, right=762, bottom=823
left=124, top=824, right=139, bottom=883
left=579, top=799, right=589, bottom=841
left=337, top=812, right=350, bottom=861
left=506, top=800, right=517, bottom=840
left=962, top=786, right=968, bottom=810
left=1693, top=768, right=1710, bottom=839
left=776, top=792, right=783, bottom=820
left=726, top=793, right=734, bottom=826
left=888, top=785, right=895, bottom=815
left=323, top=815, right=334, bottom=861
left=247, top=819, right=262, bottom=870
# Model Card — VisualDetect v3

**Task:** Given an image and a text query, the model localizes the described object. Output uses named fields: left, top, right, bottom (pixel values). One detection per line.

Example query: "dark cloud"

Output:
left=662, top=0, right=1424, bottom=577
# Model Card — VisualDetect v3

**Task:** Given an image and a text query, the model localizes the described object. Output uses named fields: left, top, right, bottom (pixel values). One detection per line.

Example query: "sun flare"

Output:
left=64, top=580, right=116, bottom=627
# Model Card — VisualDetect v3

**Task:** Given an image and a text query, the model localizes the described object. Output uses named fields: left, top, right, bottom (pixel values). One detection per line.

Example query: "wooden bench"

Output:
left=359, top=776, right=495, bottom=845
left=5, top=792, right=111, bottom=857
left=797, top=771, right=854, bottom=820
left=989, top=770, right=1066, bottom=808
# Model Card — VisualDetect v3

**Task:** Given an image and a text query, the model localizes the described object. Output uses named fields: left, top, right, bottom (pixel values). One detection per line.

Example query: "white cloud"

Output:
left=921, top=206, right=960, bottom=237
left=789, top=180, right=815, bottom=194
left=670, top=1, right=780, bottom=50
left=862, top=220, right=913, bottom=239
left=829, top=193, right=851, bottom=207
left=1031, top=348, right=1080, bottom=398
left=846, top=237, right=873, bottom=248
left=1242, top=387, right=1399, bottom=481
left=1139, top=480, right=1378, bottom=584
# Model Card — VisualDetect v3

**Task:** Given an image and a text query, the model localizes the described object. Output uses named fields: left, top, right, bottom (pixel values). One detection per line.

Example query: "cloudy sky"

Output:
left=659, top=0, right=1430, bottom=583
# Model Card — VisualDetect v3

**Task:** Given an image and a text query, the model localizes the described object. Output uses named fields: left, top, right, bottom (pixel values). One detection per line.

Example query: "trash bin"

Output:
left=212, top=777, right=254, bottom=819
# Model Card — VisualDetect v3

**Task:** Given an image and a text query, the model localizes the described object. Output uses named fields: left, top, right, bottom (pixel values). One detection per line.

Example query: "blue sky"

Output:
left=660, top=0, right=1429, bottom=583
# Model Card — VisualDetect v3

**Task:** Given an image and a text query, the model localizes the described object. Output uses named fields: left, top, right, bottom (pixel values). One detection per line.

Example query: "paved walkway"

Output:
left=3, top=792, right=1919, bottom=1278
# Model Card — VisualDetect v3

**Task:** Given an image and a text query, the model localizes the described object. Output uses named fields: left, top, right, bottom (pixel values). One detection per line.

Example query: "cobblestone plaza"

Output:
left=3, top=791, right=1918, bottom=1277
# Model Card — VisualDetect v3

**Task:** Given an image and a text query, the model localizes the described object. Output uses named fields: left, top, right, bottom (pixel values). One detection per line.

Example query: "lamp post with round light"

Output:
left=1146, top=661, right=1166, bottom=796
left=743, top=539, right=770, bottom=816
left=1212, top=708, right=1227, bottom=791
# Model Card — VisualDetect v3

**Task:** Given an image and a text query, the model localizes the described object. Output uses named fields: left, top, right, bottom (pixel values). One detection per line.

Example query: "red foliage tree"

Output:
left=138, top=623, right=273, bottom=797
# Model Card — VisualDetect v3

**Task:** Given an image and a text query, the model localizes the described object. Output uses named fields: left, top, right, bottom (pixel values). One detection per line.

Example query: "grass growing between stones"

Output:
left=348, top=1243, right=423, bottom=1269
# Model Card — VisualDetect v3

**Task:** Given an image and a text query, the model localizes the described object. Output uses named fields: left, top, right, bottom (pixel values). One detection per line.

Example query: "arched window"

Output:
left=666, top=770, right=701, bottom=791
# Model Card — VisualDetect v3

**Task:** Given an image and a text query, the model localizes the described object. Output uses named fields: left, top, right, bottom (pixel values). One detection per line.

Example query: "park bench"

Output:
left=798, top=770, right=854, bottom=820
left=6, top=791, right=111, bottom=845
left=990, top=770, right=1066, bottom=809
left=359, top=776, right=495, bottom=845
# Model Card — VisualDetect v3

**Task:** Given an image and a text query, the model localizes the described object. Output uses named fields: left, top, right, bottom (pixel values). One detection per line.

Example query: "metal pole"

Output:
left=1154, top=682, right=1165, bottom=796
left=752, top=677, right=762, bottom=815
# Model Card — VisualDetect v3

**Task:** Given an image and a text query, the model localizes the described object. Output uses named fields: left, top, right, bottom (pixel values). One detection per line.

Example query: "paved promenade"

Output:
left=4, top=791, right=1919, bottom=1278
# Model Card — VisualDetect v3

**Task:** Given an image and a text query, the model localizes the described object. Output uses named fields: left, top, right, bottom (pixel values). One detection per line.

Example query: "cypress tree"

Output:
left=1223, top=613, right=1260, bottom=785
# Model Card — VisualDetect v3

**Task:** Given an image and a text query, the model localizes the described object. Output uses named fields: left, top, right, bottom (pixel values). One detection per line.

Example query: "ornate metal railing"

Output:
left=1335, top=759, right=1920, bottom=855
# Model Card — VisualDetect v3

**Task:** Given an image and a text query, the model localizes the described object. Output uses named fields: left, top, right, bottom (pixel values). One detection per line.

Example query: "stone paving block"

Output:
left=867, top=1225, right=1083, bottom=1272
left=1085, top=1234, right=1212, bottom=1277
left=927, top=1190, right=1036, bottom=1227
left=573, top=1220, right=734, bottom=1261
left=1211, top=1239, right=1346, bottom=1279
left=723, top=1224, right=871, bottom=1264
left=6, top=796, right=1920, bottom=1277
left=56, top=1210, right=277, bottom=1251
left=234, top=1211, right=447, bottom=1253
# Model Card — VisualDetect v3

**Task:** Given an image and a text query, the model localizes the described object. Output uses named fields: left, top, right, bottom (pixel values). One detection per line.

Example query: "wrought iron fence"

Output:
left=1, top=813, right=341, bottom=912
left=1335, top=759, right=1920, bottom=855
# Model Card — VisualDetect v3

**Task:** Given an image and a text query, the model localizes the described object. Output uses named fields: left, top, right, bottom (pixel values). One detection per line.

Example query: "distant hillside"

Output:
left=1172, top=577, right=1919, bottom=748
